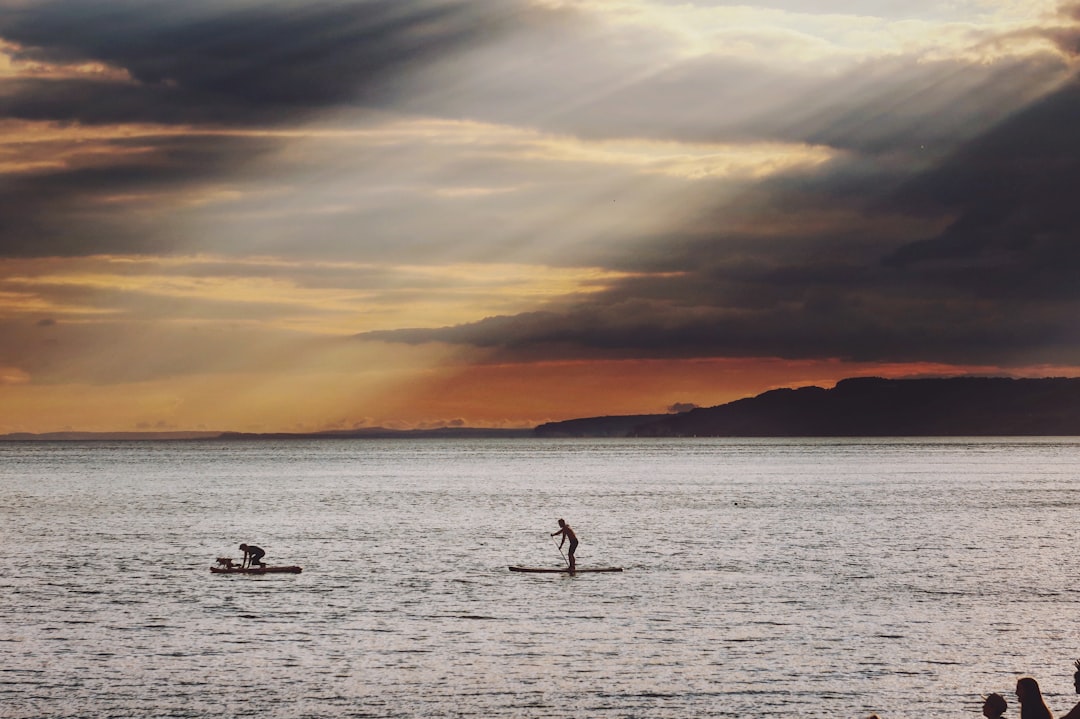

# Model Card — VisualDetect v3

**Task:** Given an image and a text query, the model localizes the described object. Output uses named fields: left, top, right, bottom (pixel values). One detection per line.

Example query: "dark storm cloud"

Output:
left=0, top=0, right=521, bottom=257
left=360, top=269, right=1078, bottom=366
left=884, top=77, right=1080, bottom=301
left=0, top=0, right=506, bottom=125
left=360, top=58, right=1080, bottom=367
left=0, top=133, right=283, bottom=256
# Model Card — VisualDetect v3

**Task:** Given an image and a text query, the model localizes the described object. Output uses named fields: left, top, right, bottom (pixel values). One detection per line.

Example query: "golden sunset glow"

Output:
left=0, top=254, right=646, bottom=335
left=0, top=38, right=132, bottom=80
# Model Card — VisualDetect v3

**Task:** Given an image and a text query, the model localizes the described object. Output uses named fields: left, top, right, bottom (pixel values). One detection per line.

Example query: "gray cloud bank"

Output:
left=359, top=4, right=1080, bottom=367
left=365, top=69, right=1080, bottom=367
left=0, top=0, right=502, bottom=124
left=0, top=0, right=517, bottom=256
left=4, top=0, right=1080, bottom=369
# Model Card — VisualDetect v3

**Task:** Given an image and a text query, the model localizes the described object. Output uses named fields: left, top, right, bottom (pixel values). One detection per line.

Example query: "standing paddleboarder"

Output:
left=551, top=519, right=578, bottom=572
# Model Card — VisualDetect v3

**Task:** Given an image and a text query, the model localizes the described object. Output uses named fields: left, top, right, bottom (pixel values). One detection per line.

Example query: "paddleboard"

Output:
left=508, top=566, right=623, bottom=573
left=210, top=565, right=302, bottom=574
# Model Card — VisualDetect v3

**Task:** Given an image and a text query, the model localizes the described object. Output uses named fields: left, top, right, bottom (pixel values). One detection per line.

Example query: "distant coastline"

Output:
left=0, top=427, right=535, bottom=441
left=6, top=376, right=1080, bottom=440
left=537, top=376, right=1080, bottom=438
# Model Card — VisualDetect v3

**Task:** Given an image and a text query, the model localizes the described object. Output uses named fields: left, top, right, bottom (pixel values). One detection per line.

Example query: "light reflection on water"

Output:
left=2, top=437, right=1080, bottom=718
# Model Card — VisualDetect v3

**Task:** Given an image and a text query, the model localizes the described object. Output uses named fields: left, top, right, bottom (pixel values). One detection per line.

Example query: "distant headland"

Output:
left=535, top=376, right=1080, bottom=437
left=5, top=377, right=1080, bottom=440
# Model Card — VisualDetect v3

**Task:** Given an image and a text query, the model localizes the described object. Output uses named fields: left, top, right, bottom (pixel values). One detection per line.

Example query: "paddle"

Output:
left=550, top=533, right=569, bottom=568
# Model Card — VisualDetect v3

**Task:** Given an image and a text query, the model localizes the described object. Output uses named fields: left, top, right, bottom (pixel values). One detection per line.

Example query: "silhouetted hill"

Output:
left=536, top=377, right=1080, bottom=437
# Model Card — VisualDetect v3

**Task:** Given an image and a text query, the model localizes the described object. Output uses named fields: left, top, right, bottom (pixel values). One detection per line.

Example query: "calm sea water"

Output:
left=2, top=438, right=1080, bottom=719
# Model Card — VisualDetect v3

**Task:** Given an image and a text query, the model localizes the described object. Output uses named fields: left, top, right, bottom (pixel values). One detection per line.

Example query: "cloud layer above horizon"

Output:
left=2, top=0, right=1080, bottom=432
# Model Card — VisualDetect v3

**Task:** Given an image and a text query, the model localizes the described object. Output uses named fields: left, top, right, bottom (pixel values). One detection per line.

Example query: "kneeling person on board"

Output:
left=240, top=543, right=266, bottom=568
left=551, top=519, right=577, bottom=572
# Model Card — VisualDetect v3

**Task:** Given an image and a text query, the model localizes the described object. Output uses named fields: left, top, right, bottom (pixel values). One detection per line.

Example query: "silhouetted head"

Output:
left=983, top=692, right=1007, bottom=718
left=239, top=543, right=248, bottom=551
left=557, top=519, right=565, bottom=528
left=1015, top=677, right=1054, bottom=719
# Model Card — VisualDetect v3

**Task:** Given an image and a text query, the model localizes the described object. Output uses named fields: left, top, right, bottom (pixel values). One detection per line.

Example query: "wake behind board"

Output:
left=210, top=565, right=302, bottom=574
left=508, top=566, right=623, bottom=573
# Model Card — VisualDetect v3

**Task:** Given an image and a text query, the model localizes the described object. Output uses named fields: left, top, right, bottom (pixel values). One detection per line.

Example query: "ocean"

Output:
left=2, top=437, right=1079, bottom=718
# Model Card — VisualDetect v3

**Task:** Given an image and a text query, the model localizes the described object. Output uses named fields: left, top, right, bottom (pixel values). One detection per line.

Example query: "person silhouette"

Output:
left=1058, top=660, right=1080, bottom=719
left=1016, top=676, right=1055, bottom=719
left=240, top=543, right=266, bottom=568
left=551, top=519, right=577, bottom=572
left=983, top=692, right=1008, bottom=719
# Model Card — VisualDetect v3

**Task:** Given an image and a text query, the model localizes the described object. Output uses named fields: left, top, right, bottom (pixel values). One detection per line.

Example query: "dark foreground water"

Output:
left=2, top=437, right=1080, bottom=718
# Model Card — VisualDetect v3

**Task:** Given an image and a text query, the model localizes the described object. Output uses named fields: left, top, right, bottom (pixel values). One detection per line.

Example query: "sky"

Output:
left=2, top=0, right=1080, bottom=433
